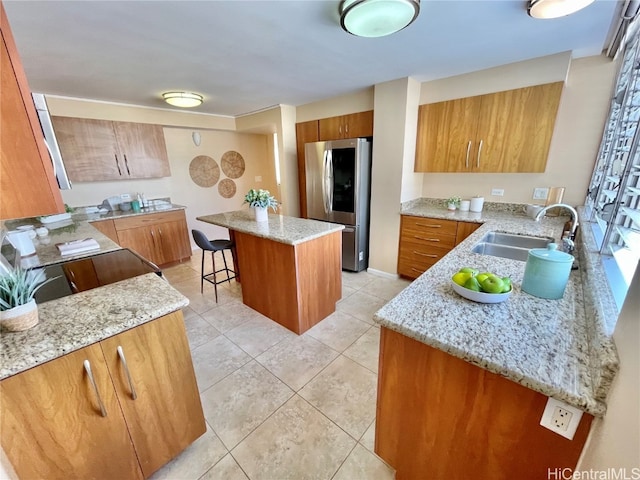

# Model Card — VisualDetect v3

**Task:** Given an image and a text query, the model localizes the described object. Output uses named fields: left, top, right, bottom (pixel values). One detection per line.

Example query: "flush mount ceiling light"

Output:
left=162, top=91, right=203, bottom=108
left=528, top=0, right=595, bottom=19
left=340, top=0, right=420, bottom=38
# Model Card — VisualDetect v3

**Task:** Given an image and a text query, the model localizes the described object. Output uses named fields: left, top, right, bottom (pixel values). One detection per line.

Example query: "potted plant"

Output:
left=244, top=188, right=279, bottom=222
left=0, top=267, right=52, bottom=332
left=446, top=196, right=461, bottom=211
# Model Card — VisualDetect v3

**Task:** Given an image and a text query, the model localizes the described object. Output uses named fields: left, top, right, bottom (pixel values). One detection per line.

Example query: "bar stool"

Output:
left=191, top=229, right=237, bottom=303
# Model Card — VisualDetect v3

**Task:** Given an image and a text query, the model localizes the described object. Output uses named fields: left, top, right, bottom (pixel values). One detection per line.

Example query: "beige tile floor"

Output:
left=151, top=251, right=410, bottom=480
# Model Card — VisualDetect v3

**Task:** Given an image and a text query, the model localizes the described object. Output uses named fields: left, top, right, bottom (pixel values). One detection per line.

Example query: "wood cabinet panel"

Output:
left=0, top=343, right=143, bottom=480
left=156, top=219, right=192, bottom=265
left=62, top=258, right=100, bottom=293
left=414, top=83, right=563, bottom=173
left=296, top=120, right=319, bottom=218
left=415, top=97, right=481, bottom=172
left=91, top=219, right=118, bottom=242
left=100, top=311, right=205, bottom=478
left=113, top=122, right=170, bottom=178
left=318, top=116, right=343, bottom=141
left=455, top=221, right=481, bottom=245
left=51, top=117, right=122, bottom=182
left=117, top=225, right=159, bottom=264
left=400, top=216, right=459, bottom=239
left=318, top=111, right=374, bottom=140
left=376, top=327, right=593, bottom=480
left=0, top=3, right=64, bottom=220
left=113, top=209, right=186, bottom=230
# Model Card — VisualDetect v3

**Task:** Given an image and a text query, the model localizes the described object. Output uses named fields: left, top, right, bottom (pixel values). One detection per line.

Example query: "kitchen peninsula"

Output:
left=197, top=209, right=343, bottom=334
left=373, top=200, right=619, bottom=479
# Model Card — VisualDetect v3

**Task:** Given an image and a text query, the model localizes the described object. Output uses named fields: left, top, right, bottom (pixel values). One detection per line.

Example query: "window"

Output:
left=586, top=31, right=640, bottom=308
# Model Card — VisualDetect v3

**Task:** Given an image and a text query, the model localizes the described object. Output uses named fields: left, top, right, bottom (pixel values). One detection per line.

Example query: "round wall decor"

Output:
left=189, top=155, right=220, bottom=188
left=218, top=178, right=237, bottom=199
left=221, top=150, right=245, bottom=179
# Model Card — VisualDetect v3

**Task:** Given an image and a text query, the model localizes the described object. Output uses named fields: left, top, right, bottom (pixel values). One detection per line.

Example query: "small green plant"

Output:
left=244, top=189, right=279, bottom=211
left=0, top=267, right=52, bottom=311
left=446, top=196, right=461, bottom=207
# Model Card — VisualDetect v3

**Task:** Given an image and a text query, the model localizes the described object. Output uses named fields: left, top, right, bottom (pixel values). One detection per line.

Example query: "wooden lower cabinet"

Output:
left=93, top=210, right=191, bottom=267
left=376, top=327, right=593, bottom=480
left=0, top=311, right=205, bottom=480
left=398, top=216, right=481, bottom=279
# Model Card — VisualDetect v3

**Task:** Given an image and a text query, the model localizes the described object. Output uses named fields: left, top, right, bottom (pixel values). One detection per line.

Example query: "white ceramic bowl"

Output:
left=451, top=279, right=512, bottom=304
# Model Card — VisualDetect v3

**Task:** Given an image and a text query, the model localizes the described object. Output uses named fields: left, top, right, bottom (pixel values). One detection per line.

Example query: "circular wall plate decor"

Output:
left=221, top=150, right=246, bottom=179
left=218, top=178, right=237, bottom=199
left=189, top=155, right=220, bottom=188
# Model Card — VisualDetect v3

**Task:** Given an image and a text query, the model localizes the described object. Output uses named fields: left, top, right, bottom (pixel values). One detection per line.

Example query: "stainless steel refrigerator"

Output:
left=305, top=138, right=372, bottom=272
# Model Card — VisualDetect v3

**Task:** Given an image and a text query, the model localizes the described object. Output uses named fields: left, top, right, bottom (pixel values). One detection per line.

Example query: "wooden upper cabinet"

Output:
left=0, top=3, right=64, bottom=220
left=100, top=311, right=205, bottom=478
left=414, top=82, right=563, bottom=173
left=0, top=343, right=143, bottom=480
left=318, top=110, right=373, bottom=140
left=51, top=116, right=170, bottom=182
left=296, top=120, right=319, bottom=218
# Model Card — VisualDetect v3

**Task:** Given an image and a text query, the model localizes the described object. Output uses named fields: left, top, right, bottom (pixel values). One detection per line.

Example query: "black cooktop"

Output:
left=34, top=249, right=162, bottom=304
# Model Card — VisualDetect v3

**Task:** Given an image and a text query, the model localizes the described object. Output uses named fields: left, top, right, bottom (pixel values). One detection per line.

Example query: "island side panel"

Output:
left=294, top=230, right=342, bottom=333
left=375, top=327, right=593, bottom=480
left=233, top=231, right=301, bottom=333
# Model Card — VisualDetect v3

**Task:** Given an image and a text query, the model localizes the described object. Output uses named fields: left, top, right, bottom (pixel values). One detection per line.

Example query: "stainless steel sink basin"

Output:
left=471, top=243, right=531, bottom=262
left=480, top=232, right=553, bottom=249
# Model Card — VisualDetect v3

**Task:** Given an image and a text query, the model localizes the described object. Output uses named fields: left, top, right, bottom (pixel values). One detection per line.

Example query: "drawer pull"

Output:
left=117, top=346, right=138, bottom=400
left=83, top=360, right=107, bottom=417
left=411, top=267, right=425, bottom=273
left=413, top=251, right=438, bottom=258
left=413, top=236, right=440, bottom=242
left=415, top=223, right=442, bottom=228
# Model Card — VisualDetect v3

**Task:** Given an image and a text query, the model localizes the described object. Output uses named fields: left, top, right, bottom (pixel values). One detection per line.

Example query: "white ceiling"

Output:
left=4, top=0, right=622, bottom=117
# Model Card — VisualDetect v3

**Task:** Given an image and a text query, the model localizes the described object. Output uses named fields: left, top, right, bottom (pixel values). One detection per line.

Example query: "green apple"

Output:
left=452, top=272, right=472, bottom=286
left=501, top=277, right=512, bottom=293
left=463, top=276, right=482, bottom=292
left=481, top=274, right=505, bottom=294
left=476, top=272, right=491, bottom=283
left=458, top=267, right=479, bottom=276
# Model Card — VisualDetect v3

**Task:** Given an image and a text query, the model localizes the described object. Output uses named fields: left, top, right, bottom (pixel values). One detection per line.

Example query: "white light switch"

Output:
left=255, top=176, right=262, bottom=182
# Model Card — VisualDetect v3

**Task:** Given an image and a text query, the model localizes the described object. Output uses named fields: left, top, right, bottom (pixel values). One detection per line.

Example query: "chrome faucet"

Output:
left=535, top=203, right=579, bottom=239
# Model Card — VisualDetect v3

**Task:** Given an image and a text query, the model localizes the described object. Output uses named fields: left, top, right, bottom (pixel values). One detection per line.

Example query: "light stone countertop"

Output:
left=0, top=273, right=189, bottom=379
left=373, top=198, right=619, bottom=417
left=197, top=209, right=344, bottom=245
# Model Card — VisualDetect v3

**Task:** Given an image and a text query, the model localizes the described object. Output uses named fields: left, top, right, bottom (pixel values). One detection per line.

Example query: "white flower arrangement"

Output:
left=244, top=189, right=279, bottom=211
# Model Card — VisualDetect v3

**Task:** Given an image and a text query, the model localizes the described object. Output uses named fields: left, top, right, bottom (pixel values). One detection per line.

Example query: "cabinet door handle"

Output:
left=413, top=236, right=440, bottom=242
left=150, top=228, right=156, bottom=247
left=83, top=360, right=107, bottom=417
left=415, top=223, right=442, bottom=228
left=345, top=123, right=349, bottom=135
left=123, top=154, right=131, bottom=175
left=114, top=154, right=122, bottom=175
left=413, top=251, right=438, bottom=258
left=477, top=139, right=483, bottom=168
left=411, top=267, right=426, bottom=273
left=116, top=346, right=137, bottom=400
left=339, top=124, right=343, bottom=136
left=465, top=141, right=471, bottom=169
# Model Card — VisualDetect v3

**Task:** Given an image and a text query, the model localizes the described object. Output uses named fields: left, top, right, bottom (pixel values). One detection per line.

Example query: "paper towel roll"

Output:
left=470, top=196, right=484, bottom=213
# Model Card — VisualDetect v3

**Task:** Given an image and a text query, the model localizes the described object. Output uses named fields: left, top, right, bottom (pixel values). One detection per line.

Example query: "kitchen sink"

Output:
left=480, top=232, right=553, bottom=249
left=471, top=242, right=531, bottom=262
left=472, top=232, right=554, bottom=262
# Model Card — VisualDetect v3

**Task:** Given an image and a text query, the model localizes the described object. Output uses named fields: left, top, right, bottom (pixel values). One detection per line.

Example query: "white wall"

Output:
left=419, top=54, right=617, bottom=206
left=578, top=260, right=640, bottom=471
left=296, top=87, right=374, bottom=123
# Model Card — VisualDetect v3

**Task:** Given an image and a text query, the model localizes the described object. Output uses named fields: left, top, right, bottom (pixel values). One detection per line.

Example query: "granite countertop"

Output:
left=81, top=201, right=186, bottom=223
left=374, top=198, right=619, bottom=416
left=0, top=273, right=189, bottom=379
left=197, top=209, right=345, bottom=245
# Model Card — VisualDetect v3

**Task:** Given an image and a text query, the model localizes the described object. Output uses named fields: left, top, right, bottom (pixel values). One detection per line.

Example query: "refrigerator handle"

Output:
left=322, top=149, right=329, bottom=214
left=327, top=149, right=334, bottom=213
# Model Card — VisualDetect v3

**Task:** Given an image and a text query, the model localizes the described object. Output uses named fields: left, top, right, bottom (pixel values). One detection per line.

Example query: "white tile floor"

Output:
left=151, top=252, right=410, bottom=480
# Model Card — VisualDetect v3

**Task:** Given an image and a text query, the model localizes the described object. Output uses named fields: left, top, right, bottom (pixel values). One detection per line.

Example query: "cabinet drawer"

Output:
left=399, top=242, right=452, bottom=266
left=114, top=210, right=185, bottom=231
left=397, top=255, right=440, bottom=279
left=400, top=228, right=456, bottom=249
left=401, top=216, right=458, bottom=237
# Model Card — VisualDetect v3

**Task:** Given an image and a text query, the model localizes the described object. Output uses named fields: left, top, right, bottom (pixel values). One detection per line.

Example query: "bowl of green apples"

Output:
left=450, top=267, right=512, bottom=304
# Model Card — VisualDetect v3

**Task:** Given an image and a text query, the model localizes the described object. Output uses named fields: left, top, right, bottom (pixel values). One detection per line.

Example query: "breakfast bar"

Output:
left=196, top=210, right=344, bottom=334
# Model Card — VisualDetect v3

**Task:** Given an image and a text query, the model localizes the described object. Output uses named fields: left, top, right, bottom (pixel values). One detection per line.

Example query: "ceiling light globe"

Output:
left=528, top=0, right=595, bottom=19
left=162, top=91, right=203, bottom=108
left=341, top=0, right=420, bottom=38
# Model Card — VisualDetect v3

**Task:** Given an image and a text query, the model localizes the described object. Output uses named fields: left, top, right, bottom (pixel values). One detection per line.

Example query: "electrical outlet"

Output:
left=533, top=187, right=549, bottom=200
left=491, top=188, right=504, bottom=196
left=540, top=397, right=583, bottom=440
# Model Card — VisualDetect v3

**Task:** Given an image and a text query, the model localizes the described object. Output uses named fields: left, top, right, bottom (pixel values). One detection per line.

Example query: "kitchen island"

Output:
left=373, top=199, right=619, bottom=479
left=197, top=209, right=344, bottom=334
